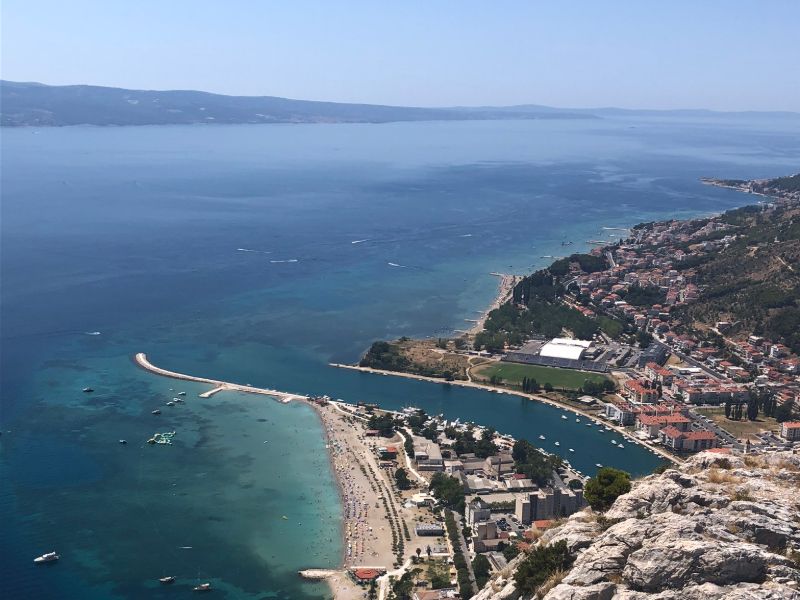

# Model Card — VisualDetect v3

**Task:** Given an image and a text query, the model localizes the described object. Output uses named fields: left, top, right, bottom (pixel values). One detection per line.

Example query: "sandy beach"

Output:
left=309, top=400, right=413, bottom=599
left=468, top=273, right=517, bottom=335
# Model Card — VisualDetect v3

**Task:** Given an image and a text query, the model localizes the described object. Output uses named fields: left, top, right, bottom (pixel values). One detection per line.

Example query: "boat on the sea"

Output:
left=178, top=392, right=186, bottom=396
left=561, top=415, right=568, bottom=420
left=554, top=441, right=560, bottom=446
left=538, top=435, right=546, bottom=440
left=618, top=444, right=625, bottom=449
left=586, top=423, right=592, bottom=427
left=569, top=448, right=575, bottom=452
left=34, top=552, right=59, bottom=564
left=166, top=401, right=175, bottom=406
left=119, top=439, right=127, bottom=444
left=611, top=440, right=617, bottom=445
left=193, top=583, right=211, bottom=592
left=159, top=576, right=176, bottom=585
left=575, top=418, right=580, bottom=423
left=82, top=387, right=94, bottom=393
left=596, top=463, right=603, bottom=468
left=152, top=409, right=161, bottom=415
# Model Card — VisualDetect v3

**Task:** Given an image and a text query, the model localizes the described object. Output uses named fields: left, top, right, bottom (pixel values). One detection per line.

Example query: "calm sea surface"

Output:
left=2, top=117, right=799, bottom=599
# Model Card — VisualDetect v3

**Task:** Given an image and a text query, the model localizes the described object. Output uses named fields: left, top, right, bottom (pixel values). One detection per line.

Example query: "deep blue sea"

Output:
left=2, top=116, right=799, bottom=599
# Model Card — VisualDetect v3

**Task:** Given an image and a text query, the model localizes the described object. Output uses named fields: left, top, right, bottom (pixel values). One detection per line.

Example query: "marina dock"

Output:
left=134, top=353, right=307, bottom=402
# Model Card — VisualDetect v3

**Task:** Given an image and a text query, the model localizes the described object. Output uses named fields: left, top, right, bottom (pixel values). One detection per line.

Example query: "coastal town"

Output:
left=127, top=175, right=800, bottom=600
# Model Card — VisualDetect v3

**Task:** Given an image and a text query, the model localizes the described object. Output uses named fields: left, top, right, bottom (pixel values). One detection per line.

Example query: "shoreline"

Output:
left=329, top=362, right=682, bottom=465
left=133, top=352, right=397, bottom=599
left=467, top=273, right=517, bottom=335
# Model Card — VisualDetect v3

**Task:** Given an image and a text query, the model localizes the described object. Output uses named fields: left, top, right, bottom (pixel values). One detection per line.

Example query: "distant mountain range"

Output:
left=2, top=81, right=798, bottom=127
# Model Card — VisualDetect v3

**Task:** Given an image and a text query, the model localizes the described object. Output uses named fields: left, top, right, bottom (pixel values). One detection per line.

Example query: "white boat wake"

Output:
left=237, top=248, right=271, bottom=254
left=351, top=239, right=369, bottom=244
left=270, top=259, right=299, bottom=263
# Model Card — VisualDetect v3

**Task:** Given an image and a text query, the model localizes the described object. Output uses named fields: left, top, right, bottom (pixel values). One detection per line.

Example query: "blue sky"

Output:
left=2, top=1, right=799, bottom=111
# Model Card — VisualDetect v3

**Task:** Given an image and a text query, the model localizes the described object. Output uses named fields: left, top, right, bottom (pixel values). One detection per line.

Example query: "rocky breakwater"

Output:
left=473, top=451, right=800, bottom=600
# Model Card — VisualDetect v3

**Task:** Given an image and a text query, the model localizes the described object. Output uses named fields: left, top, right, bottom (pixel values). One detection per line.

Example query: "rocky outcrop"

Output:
left=472, top=452, right=800, bottom=600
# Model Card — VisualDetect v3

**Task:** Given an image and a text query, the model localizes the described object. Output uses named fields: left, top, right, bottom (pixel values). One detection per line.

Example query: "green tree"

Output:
left=394, top=468, right=411, bottom=490
left=472, top=554, right=492, bottom=588
left=775, top=399, right=796, bottom=423
left=584, top=467, right=631, bottom=512
left=543, top=382, right=554, bottom=393
left=429, top=473, right=466, bottom=513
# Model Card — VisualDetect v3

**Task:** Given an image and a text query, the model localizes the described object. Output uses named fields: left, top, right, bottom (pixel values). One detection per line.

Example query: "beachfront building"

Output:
left=412, top=436, right=445, bottom=471
left=604, top=399, right=638, bottom=425
left=780, top=421, right=800, bottom=442
left=660, top=427, right=717, bottom=452
left=636, top=413, right=691, bottom=438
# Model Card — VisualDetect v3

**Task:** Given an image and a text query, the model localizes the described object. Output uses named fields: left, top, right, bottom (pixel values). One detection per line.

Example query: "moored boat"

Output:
left=193, top=582, right=212, bottom=592
left=160, top=576, right=176, bottom=584
left=34, top=552, right=59, bottom=564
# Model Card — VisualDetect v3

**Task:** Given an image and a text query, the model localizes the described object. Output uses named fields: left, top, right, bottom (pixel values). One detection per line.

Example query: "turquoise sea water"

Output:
left=2, top=117, right=800, bottom=599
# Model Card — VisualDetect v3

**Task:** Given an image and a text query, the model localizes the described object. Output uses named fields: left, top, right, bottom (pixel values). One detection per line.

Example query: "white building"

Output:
left=539, top=338, right=593, bottom=361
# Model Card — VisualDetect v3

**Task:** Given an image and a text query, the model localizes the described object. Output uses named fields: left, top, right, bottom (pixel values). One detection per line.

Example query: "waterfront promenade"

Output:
left=330, top=362, right=682, bottom=465
left=134, top=352, right=308, bottom=402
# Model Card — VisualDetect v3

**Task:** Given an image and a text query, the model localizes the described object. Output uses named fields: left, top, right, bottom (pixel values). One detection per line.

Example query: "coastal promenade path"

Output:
left=134, top=353, right=308, bottom=402
left=330, top=362, right=682, bottom=465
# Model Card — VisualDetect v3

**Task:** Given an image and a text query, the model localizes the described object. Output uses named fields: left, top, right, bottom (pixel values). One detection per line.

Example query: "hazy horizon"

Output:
left=2, top=1, right=799, bottom=112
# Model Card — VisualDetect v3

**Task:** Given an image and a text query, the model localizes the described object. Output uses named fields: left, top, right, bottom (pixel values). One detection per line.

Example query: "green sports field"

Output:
left=472, top=362, right=611, bottom=391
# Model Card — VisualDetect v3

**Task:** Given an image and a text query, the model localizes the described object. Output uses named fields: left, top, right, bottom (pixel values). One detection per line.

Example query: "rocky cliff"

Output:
left=473, top=452, right=800, bottom=600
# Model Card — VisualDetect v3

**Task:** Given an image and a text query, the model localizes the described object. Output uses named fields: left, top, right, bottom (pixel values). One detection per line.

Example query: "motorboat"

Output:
left=611, top=440, right=617, bottom=445
left=178, top=392, right=186, bottom=396
left=561, top=415, right=568, bottom=420
left=152, top=409, right=161, bottom=415
left=82, top=387, right=94, bottom=393
left=595, top=463, right=603, bottom=468
left=166, top=401, right=175, bottom=406
left=193, top=583, right=212, bottom=592
left=569, top=448, right=574, bottom=452
left=34, top=552, right=59, bottom=564
left=538, top=435, right=546, bottom=440
left=554, top=441, right=560, bottom=447
left=159, top=576, right=176, bottom=584
left=618, top=444, right=625, bottom=449
left=119, top=439, right=127, bottom=444
left=575, top=418, right=580, bottom=423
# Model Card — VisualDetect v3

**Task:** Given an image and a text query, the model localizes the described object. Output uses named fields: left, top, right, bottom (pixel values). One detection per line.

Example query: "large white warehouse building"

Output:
left=538, top=338, right=592, bottom=361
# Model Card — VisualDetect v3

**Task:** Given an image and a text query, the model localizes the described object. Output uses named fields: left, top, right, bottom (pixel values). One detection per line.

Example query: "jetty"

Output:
left=134, top=353, right=307, bottom=402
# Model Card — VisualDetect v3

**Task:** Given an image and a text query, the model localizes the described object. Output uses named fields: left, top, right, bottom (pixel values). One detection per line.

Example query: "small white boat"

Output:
left=611, top=440, right=617, bottom=445
left=554, top=441, right=560, bottom=446
left=561, top=415, right=568, bottom=420
left=575, top=418, right=580, bottom=423
left=34, top=552, right=59, bottom=564
left=159, top=576, right=176, bottom=584
left=604, top=427, right=611, bottom=431
left=586, top=423, right=592, bottom=427
left=595, top=463, right=603, bottom=468
left=82, top=387, right=94, bottom=393
left=166, top=401, right=175, bottom=407
left=193, top=582, right=212, bottom=592
left=118, top=439, right=127, bottom=445
left=152, top=409, right=161, bottom=415
left=618, top=444, right=625, bottom=449
left=178, top=392, right=186, bottom=396
left=538, top=435, right=546, bottom=440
